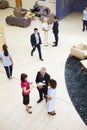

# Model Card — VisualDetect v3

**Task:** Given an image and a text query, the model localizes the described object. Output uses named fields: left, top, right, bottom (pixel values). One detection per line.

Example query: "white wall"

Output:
left=8, top=0, right=56, bottom=14
left=8, top=0, right=16, bottom=7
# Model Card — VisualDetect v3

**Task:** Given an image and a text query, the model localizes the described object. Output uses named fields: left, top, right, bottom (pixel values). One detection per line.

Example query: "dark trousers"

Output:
left=37, top=86, right=48, bottom=100
left=31, top=44, right=42, bottom=59
left=4, top=65, right=13, bottom=78
left=83, top=20, right=87, bottom=31
left=54, top=33, right=58, bottom=46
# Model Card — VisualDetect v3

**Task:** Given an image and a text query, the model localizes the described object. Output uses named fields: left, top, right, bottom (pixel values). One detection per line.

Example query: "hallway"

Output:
left=0, top=8, right=87, bottom=130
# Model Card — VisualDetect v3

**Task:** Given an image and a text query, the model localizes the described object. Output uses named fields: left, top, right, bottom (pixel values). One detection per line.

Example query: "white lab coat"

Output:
left=46, top=87, right=56, bottom=112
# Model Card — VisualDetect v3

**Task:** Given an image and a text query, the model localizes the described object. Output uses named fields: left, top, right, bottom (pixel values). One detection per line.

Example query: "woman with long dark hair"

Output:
left=21, top=73, right=32, bottom=114
left=0, top=44, right=13, bottom=79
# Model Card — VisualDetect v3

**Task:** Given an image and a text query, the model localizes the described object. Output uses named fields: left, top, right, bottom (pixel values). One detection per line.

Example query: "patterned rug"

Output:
left=65, top=56, right=87, bottom=125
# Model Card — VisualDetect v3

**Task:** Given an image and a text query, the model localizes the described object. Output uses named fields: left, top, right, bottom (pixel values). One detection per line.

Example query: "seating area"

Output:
left=70, top=43, right=87, bottom=60
left=6, top=15, right=31, bottom=27
left=34, top=6, right=50, bottom=17
left=0, top=0, right=9, bottom=9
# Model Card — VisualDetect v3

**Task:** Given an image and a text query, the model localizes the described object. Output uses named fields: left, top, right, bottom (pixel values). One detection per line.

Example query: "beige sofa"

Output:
left=70, top=43, right=87, bottom=60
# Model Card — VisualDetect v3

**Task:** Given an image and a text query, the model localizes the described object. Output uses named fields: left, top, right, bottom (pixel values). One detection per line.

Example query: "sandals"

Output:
left=48, top=112, right=56, bottom=116
left=26, top=109, right=32, bottom=114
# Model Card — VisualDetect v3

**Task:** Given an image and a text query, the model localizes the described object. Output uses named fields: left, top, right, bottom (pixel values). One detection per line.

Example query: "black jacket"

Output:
left=53, top=20, right=59, bottom=34
left=30, top=33, right=42, bottom=47
left=36, top=71, right=50, bottom=86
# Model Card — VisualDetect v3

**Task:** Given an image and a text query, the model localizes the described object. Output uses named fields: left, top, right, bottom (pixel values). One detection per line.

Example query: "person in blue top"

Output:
left=0, top=44, right=13, bottom=79
left=30, top=28, right=44, bottom=61
left=82, top=6, right=87, bottom=31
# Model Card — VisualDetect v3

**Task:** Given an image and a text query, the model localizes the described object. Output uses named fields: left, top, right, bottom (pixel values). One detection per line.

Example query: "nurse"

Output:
left=45, top=79, right=57, bottom=116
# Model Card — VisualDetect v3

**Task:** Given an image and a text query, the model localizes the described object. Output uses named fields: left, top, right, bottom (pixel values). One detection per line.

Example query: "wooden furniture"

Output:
left=0, top=26, right=6, bottom=51
left=25, top=12, right=35, bottom=20
left=16, top=0, right=22, bottom=7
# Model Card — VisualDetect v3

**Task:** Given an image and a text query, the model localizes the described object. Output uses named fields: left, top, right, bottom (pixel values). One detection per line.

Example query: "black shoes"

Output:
left=31, top=52, right=33, bottom=56
left=82, top=29, right=85, bottom=32
left=40, top=59, right=44, bottom=61
left=37, top=99, right=43, bottom=103
left=52, top=45, right=57, bottom=47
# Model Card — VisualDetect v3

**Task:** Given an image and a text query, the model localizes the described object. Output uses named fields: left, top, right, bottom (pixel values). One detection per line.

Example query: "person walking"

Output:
left=21, top=73, right=32, bottom=114
left=52, top=16, right=59, bottom=47
left=82, top=6, right=87, bottom=32
left=35, top=67, right=50, bottom=103
left=30, top=28, right=44, bottom=61
left=42, top=17, right=49, bottom=46
left=44, top=79, right=57, bottom=116
left=0, top=44, right=13, bottom=79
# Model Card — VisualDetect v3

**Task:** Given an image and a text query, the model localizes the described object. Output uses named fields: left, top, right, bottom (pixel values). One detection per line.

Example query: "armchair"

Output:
left=13, top=7, right=27, bottom=17
left=0, top=0, right=9, bottom=9
left=70, top=43, right=87, bottom=60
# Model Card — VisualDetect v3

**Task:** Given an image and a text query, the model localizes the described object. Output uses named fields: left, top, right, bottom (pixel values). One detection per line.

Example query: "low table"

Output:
left=25, top=12, right=35, bottom=20
left=80, top=59, right=87, bottom=69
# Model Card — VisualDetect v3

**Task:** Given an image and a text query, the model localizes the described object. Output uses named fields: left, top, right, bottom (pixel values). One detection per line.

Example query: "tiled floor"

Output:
left=0, top=8, right=87, bottom=130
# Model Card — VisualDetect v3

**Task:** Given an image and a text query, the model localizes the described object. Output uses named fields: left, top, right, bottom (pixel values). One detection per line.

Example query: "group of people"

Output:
left=0, top=1, right=58, bottom=117
left=30, top=15, right=59, bottom=61
left=0, top=44, right=57, bottom=116
left=21, top=67, right=57, bottom=116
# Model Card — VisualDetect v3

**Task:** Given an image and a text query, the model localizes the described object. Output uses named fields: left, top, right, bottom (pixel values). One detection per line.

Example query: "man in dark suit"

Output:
left=30, top=28, right=43, bottom=61
left=36, top=67, right=50, bottom=103
left=52, top=16, right=59, bottom=47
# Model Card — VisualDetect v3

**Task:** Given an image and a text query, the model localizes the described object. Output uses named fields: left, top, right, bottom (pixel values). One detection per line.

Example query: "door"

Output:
left=16, top=0, right=22, bottom=7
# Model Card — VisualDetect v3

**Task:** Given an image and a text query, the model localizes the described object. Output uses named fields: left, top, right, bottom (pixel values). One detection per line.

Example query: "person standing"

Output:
left=0, top=44, right=13, bottom=79
left=42, top=17, right=49, bottom=46
left=52, top=16, right=59, bottom=47
left=45, top=79, right=57, bottom=116
left=82, top=6, right=87, bottom=32
left=21, top=73, right=32, bottom=114
left=30, top=28, right=44, bottom=61
left=35, top=67, right=50, bottom=103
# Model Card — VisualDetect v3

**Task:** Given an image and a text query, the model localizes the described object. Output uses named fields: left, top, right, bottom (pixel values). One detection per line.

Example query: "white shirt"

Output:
left=35, top=33, right=39, bottom=44
left=42, top=23, right=49, bottom=31
left=83, top=10, right=87, bottom=20
left=0, top=51, right=12, bottom=67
